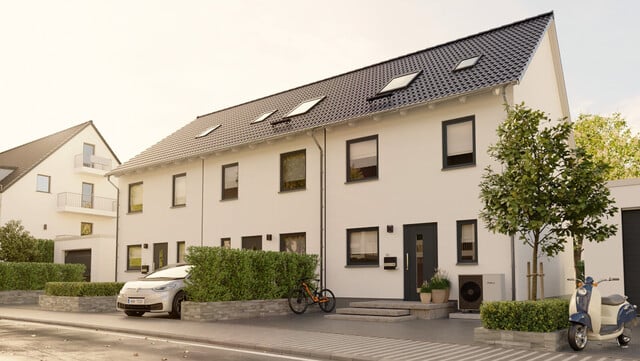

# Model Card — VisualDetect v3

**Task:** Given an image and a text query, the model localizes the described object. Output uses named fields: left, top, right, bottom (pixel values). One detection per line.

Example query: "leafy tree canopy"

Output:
left=0, top=220, right=44, bottom=262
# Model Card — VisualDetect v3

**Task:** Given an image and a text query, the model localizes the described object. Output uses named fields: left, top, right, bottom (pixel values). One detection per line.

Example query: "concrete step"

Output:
left=324, top=313, right=418, bottom=322
left=336, top=307, right=411, bottom=316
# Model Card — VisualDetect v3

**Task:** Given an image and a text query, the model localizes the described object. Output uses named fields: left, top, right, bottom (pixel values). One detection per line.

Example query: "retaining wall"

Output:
left=39, top=295, right=117, bottom=313
left=0, top=290, right=44, bottom=305
left=182, top=299, right=290, bottom=321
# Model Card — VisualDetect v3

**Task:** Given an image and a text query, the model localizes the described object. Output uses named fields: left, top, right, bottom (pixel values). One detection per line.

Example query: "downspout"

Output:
left=311, top=128, right=326, bottom=289
left=107, top=175, right=120, bottom=282
left=201, top=158, right=205, bottom=246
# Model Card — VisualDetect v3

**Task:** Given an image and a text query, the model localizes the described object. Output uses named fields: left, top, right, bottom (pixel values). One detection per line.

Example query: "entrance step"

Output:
left=326, top=300, right=457, bottom=322
left=336, top=307, right=411, bottom=316
left=325, top=313, right=417, bottom=322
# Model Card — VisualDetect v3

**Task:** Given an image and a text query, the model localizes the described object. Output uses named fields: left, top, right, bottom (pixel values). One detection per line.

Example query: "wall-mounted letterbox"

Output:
left=383, top=257, right=397, bottom=270
left=140, top=265, right=149, bottom=274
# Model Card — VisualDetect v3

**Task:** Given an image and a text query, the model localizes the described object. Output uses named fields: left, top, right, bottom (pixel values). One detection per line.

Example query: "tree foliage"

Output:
left=0, top=220, right=52, bottom=262
left=480, top=103, right=618, bottom=300
left=574, top=113, right=640, bottom=180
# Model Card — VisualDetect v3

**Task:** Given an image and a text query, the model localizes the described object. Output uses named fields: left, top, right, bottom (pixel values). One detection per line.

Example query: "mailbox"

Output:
left=140, top=265, right=149, bottom=274
left=383, top=257, right=397, bottom=270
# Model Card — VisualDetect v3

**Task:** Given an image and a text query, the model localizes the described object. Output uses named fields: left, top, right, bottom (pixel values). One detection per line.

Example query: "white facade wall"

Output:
left=0, top=125, right=118, bottom=282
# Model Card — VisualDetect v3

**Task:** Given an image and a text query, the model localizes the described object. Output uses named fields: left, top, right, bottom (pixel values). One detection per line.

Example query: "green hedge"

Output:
left=185, top=246, right=318, bottom=302
left=0, top=262, right=85, bottom=291
left=33, top=239, right=54, bottom=263
left=480, top=299, right=570, bottom=332
left=45, top=282, right=125, bottom=297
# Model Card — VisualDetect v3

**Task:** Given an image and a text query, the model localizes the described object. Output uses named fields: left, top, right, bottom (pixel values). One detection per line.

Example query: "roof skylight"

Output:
left=378, top=71, right=422, bottom=94
left=0, top=168, right=13, bottom=183
left=283, top=96, right=325, bottom=118
left=195, top=124, right=221, bottom=139
left=251, top=110, right=277, bottom=124
left=454, top=55, right=481, bottom=71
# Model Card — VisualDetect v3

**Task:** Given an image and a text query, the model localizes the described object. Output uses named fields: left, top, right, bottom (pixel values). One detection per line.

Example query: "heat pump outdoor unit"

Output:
left=458, top=274, right=506, bottom=311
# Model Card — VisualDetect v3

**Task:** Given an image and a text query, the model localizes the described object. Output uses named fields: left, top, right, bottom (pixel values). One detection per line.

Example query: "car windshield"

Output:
left=144, top=265, right=191, bottom=280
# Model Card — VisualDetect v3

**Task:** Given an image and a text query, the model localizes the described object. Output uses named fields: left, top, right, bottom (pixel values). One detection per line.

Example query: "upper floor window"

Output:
left=443, top=116, right=475, bottom=168
left=457, top=220, right=478, bottom=264
left=36, top=174, right=50, bottom=193
left=127, top=245, right=142, bottom=271
left=128, top=182, right=143, bottom=213
left=172, top=173, right=186, bottom=207
left=222, top=163, right=239, bottom=200
left=81, top=222, right=93, bottom=236
left=83, top=143, right=95, bottom=167
left=280, top=150, right=306, bottom=192
left=280, top=233, right=306, bottom=254
left=347, top=135, right=378, bottom=182
left=347, top=227, right=379, bottom=266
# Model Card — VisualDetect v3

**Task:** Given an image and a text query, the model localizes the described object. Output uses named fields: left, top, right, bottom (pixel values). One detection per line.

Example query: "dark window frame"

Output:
left=346, top=227, right=380, bottom=266
left=128, top=182, right=143, bottom=213
left=442, top=115, right=476, bottom=169
left=36, top=174, right=51, bottom=193
left=241, top=235, right=263, bottom=251
left=80, top=222, right=93, bottom=236
left=221, top=238, right=231, bottom=249
left=172, top=173, right=187, bottom=207
left=346, top=135, right=379, bottom=183
left=127, top=244, right=142, bottom=271
left=280, top=232, right=306, bottom=254
left=280, top=149, right=306, bottom=192
left=221, top=163, right=239, bottom=200
left=177, top=241, right=186, bottom=263
left=457, top=219, right=478, bottom=264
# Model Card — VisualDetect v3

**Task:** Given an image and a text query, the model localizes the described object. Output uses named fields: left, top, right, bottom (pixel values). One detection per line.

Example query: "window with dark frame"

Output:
left=177, top=241, right=186, bottom=263
left=457, top=220, right=478, bottom=264
left=442, top=116, right=475, bottom=168
left=241, top=235, right=262, bottom=251
left=172, top=173, right=186, bottom=207
left=280, top=233, right=306, bottom=254
left=128, top=182, right=143, bottom=213
left=347, top=227, right=379, bottom=266
left=221, top=238, right=231, bottom=249
left=80, top=222, right=93, bottom=236
left=222, top=163, right=239, bottom=200
left=127, top=245, right=142, bottom=271
left=280, top=150, right=306, bottom=191
left=347, top=135, right=378, bottom=182
left=36, top=174, right=50, bottom=193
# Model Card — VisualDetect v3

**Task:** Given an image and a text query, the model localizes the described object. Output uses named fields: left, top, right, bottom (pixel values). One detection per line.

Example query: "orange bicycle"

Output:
left=288, top=278, right=336, bottom=314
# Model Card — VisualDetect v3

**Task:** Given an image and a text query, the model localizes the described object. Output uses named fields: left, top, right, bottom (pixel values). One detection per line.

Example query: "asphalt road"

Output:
left=0, top=319, right=326, bottom=361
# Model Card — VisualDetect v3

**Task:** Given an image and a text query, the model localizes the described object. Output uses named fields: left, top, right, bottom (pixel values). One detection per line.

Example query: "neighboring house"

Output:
left=0, top=121, right=120, bottom=281
left=109, top=12, right=575, bottom=301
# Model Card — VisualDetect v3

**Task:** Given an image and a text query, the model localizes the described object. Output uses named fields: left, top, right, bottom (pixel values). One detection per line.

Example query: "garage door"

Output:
left=65, top=249, right=91, bottom=282
left=622, top=210, right=640, bottom=305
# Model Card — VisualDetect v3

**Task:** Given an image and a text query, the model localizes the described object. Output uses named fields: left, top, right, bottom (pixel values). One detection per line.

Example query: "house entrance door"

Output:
left=622, top=210, right=640, bottom=304
left=403, top=223, right=437, bottom=301
left=153, top=242, right=168, bottom=271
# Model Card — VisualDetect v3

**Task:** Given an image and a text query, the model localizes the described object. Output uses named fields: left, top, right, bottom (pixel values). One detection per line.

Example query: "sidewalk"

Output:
left=0, top=305, right=637, bottom=361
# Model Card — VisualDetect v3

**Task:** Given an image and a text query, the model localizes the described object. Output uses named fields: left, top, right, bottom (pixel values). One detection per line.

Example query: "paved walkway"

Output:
left=0, top=305, right=638, bottom=361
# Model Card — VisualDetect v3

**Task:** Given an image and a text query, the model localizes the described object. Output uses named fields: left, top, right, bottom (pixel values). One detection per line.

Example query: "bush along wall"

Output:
left=185, top=247, right=318, bottom=302
left=45, top=282, right=125, bottom=297
left=480, top=299, right=570, bottom=332
left=0, top=263, right=85, bottom=291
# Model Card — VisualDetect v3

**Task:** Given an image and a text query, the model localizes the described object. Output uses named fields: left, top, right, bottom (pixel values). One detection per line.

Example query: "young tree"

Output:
left=0, top=220, right=39, bottom=262
left=574, top=113, right=640, bottom=180
left=480, top=103, right=571, bottom=300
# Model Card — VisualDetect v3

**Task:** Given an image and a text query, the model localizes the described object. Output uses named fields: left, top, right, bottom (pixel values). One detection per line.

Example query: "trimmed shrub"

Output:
left=0, top=262, right=85, bottom=290
left=45, top=282, right=125, bottom=297
left=185, top=246, right=318, bottom=302
left=480, top=298, right=569, bottom=332
left=33, top=239, right=54, bottom=263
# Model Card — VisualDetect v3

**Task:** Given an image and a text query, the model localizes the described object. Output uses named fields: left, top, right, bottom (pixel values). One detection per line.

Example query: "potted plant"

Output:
left=419, top=281, right=432, bottom=304
left=429, top=269, right=451, bottom=303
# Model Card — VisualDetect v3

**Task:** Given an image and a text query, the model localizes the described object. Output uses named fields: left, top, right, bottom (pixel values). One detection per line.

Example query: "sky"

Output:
left=0, top=1, right=638, bottom=163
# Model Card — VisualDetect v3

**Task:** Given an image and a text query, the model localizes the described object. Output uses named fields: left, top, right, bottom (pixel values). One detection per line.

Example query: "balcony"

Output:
left=74, top=154, right=113, bottom=176
left=57, top=192, right=117, bottom=217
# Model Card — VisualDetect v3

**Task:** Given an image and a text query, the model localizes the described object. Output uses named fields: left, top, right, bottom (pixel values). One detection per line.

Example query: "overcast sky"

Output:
left=1, top=1, right=638, bottom=162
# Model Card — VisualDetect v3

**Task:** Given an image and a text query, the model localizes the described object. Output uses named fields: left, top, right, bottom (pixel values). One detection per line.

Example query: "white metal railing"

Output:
left=57, top=192, right=116, bottom=212
left=74, top=154, right=112, bottom=171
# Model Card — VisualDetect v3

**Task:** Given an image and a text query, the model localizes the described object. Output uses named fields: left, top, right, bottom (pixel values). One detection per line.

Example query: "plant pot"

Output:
left=431, top=288, right=449, bottom=303
left=420, top=292, right=431, bottom=304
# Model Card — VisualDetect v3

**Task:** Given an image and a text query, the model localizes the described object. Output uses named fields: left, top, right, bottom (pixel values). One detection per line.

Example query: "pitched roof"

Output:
left=111, top=12, right=554, bottom=176
left=0, top=121, right=119, bottom=192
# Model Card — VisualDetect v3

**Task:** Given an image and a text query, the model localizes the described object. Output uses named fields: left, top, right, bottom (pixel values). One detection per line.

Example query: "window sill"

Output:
left=171, top=204, right=186, bottom=209
left=442, top=163, right=476, bottom=171
left=345, top=177, right=378, bottom=185
left=220, top=197, right=238, bottom=202
left=345, top=264, right=379, bottom=268
left=456, top=262, right=478, bottom=266
left=279, top=188, right=306, bottom=194
left=127, top=211, right=143, bottom=215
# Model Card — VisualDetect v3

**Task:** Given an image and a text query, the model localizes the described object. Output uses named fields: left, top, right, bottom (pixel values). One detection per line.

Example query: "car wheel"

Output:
left=124, top=311, right=145, bottom=317
left=169, top=291, right=186, bottom=319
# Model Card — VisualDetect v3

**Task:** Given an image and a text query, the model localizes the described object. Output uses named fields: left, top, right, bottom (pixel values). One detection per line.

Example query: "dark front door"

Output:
left=403, top=223, right=437, bottom=301
left=622, top=210, right=640, bottom=304
left=153, top=242, right=168, bottom=271
left=65, top=249, right=91, bottom=281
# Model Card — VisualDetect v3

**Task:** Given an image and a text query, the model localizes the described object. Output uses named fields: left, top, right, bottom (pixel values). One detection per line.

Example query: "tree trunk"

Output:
left=531, top=233, right=539, bottom=300
left=573, top=237, right=584, bottom=287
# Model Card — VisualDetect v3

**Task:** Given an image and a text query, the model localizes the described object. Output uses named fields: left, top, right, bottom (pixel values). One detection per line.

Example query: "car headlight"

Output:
left=577, top=288, right=587, bottom=296
left=152, top=284, right=177, bottom=292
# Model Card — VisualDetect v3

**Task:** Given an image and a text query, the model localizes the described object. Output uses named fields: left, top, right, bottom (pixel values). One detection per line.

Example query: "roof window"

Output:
left=367, top=71, right=421, bottom=101
left=251, top=110, right=277, bottom=124
left=282, top=96, right=325, bottom=119
left=195, top=124, right=221, bottom=139
left=0, top=168, right=13, bottom=182
left=454, top=55, right=481, bottom=71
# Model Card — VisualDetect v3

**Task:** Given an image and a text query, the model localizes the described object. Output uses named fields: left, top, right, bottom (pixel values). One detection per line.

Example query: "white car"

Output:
left=116, top=264, right=192, bottom=318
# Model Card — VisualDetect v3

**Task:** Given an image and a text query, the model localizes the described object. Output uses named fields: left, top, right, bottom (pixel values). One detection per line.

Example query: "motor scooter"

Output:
left=568, top=276, right=638, bottom=351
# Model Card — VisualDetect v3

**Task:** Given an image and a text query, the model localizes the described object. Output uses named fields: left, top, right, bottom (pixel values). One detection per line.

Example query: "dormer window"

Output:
left=367, top=71, right=421, bottom=101
left=195, top=124, right=221, bottom=139
left=283, top=97, right=325, bottom=119
left=251, top=110, right=277, bottom=124
left=454, top=55, right=481, bottom=71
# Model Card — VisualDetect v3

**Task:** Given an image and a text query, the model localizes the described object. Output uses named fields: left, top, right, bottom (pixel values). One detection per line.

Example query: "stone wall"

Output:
left=473, top=327, right=568, bottom=352
left=39, top=295, right=117, bottom=313
left=182, top=299, right=290, bottom=321
left=0, top=290, right=44, bottom=305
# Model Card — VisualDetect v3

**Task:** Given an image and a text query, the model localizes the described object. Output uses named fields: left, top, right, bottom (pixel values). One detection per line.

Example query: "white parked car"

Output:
left=116, top=264, right=192, bottom=318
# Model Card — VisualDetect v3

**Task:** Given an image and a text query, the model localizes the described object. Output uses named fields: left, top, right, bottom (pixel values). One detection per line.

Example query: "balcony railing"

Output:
left=74, top=154, right=113, bottom=172
left=57, top=192, right=116, bottom=217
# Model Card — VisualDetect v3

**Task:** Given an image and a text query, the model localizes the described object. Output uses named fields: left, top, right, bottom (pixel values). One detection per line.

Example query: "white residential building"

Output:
left=109, top=13, right=577, bottom=302
left=0, top=121, right=120, bottom=281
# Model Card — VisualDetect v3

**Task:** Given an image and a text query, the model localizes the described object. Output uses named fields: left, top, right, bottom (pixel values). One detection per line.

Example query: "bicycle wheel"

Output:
left=288, top=287, right=309, bottom=314
left=317, top=288, right=336, bottom=313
